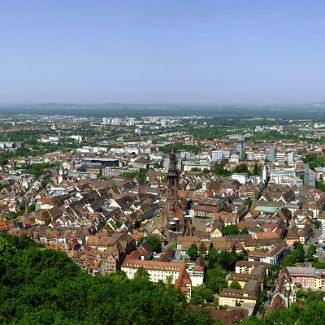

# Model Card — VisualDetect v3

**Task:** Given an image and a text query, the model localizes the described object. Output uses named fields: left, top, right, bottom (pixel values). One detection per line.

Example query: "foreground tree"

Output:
left=205, top=266, right=228, bottom=293
left=306, top=244, right=316, bottom=261
left=190, top=285, right=214, bottom=305
left=0, top=234, right=213, bottom=325
left=229, top=280, right=241, bottom=290
left=187, top=243, right=199, bottom=260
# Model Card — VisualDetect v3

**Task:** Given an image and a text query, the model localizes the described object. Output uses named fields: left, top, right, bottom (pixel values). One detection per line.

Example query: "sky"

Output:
left=0, top=0, right=324, bottom=104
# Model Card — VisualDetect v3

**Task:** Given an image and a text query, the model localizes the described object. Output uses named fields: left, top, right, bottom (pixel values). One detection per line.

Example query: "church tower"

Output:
left=160, top=151, right=179, bottom=236
left=166, top=150, right=179, bottom=209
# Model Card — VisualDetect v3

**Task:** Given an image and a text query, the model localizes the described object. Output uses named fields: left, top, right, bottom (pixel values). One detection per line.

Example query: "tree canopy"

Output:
left=4, top=233, right=325, bottom=325
left=0, top=233, right=211, bottom=324
left=229, top=280, right=241, bottom=290
left=138, top=235, right=162, bottom=253
left=281, top=242, right=305, bottom=267
left=187, top=243, right=199, bottom=260
left=241, top=289, right=325, bottom=325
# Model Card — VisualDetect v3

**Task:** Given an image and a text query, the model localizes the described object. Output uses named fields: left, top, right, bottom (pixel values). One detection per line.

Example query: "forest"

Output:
left=1, top=233, right=325, bottom=325
left=0, top=234, right=211, bottom=324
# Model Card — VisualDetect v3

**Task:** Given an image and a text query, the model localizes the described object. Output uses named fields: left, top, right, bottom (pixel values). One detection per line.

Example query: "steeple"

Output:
left=160, top=151, right=181, bottom=238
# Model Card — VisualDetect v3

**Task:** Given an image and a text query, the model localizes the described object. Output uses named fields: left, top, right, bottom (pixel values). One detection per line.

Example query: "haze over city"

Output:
left=1, top=0, right=325, bottom=104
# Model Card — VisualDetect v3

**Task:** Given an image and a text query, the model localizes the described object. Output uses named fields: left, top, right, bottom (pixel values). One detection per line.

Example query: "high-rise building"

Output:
left=127, top=117, right=135, bottom=126
left=236, top=142, right=243, bottom=153
left=262, top=165, right=268, bottom=183
left=320, top=216, right=325, bottom=241
left=102, top=117, right=110, bottom=125
left=267, top=147, right=277, bottom=161
left=236, top=142, right=246, bottom=161
left=287, top=152, right=296, bottom=164
left=111, top=118, right=121, bottom=126
left=304, top=170, right=316, bottom=187
left=276, top=152, right=286, bottom=164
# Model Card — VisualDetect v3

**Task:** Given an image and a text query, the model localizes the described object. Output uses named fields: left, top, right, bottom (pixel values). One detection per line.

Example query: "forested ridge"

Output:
left=0, top=234, right=210, bottom=324
left=1, top=234, right=325, bottom=325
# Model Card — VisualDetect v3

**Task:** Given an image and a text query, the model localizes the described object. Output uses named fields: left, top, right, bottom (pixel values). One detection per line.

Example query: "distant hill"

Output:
left=1, top=102, right=325, bottom=118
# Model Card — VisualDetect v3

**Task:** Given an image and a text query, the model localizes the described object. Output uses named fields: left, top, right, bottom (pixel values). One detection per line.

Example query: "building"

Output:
left=219, top=261, right=267, bottom=313
left=262, top=165, right=268, bottom=183
left=81, top=158, right=119, bottom=169
left=267, top=147, right=277, bottom=161
left=104, top=166, right=129, bottom=177
left=184, top=262, right=205, bottom=287
left=212, top=150, right=223, bottom=162
left=121, top=258, right=203, bottom=300
left=285, top=231, right=300, bottom=246
left=287, top=152, right=296, bottom=164
left=235, top=261, right=266, bottom=275
left=219, top=288, right=257, bottom=309
left=247, top=244, right=289, bottom=265
left=121, top=258, right=204, bottom=286
left=190, top=205, right=219, bottom=219
left=285, top=267, right=325, bottom=290
left=319, top=214, right=325, bottom=241
left=269, top=170, right=302, bottom=186
left=304, top=169, right=316, bottom=187
left=121, top=259, right=187, bottom=283
left=79, top=232, right=136, bottom=275
left=236, top=142, right=246, bottom=161
left=232, top=173, right=248, bottom=185
left=223, top=150, right=231, bottom=159
left=102, top=117, right=110, bottom=125
left=160, top=152, right=192, bottom=239
left=182, top=160, right=210, bottom=172
left=276, top=152, right=286, bottom=164
left=111, top=118, right=121, bottom=126
left=209, top=308, right=249, bottom=324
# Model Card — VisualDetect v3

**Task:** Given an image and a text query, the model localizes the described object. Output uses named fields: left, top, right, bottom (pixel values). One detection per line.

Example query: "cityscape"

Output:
left=1, top=1, right=325, bottom=324
left=1, top=107, right=325, bottom=323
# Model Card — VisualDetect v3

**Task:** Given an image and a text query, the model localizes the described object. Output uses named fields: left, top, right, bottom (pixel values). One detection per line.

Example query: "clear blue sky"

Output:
left=0, top=0, right=324, bottom=104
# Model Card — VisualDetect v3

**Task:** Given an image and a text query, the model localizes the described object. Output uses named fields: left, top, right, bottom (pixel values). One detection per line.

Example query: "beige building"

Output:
left=122, top=259, right=187, bottom=284
left=121, top=259, right=204, bottom=287
left=219, top=289, right=257, bottom=307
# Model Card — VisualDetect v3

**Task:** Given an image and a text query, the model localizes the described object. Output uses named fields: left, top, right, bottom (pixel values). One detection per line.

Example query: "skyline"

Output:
left=1, top=0, right=325, bottom=104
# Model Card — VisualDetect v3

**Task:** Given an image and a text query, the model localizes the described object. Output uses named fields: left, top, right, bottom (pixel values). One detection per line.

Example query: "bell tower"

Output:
left=160, top=151, right=179, bottom=236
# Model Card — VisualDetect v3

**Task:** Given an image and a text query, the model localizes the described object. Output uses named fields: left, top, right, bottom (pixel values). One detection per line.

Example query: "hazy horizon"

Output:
left=1, top=0, right=325, bottom=104
left=1, top=101, right=325, bottom=106
left=1, top=101, right=325, bottom=107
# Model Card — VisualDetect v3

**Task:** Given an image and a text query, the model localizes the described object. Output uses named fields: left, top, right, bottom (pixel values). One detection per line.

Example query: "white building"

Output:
left=212, top=150, right=223, bottom=162
left=121, top=259, right=204, bottom=288
left=287, top=152, right=297, bottom=164
left=102, top=117, right=110, bottom=125
left=319, top=215, right=325, bottom=243
left=182, top=160, right=210, bottom=172
left=262, top=165, right=267, bottom=183
left=122, top=260, right=185, bottom=283
left=229, top=154, right=240, bottom=164
left=111, top=118, right=121, bottom=126
left=231, top=173, right=248, bottom=184
left=269, top=170, right=302, bottom=186
left=276, top=152, right=286, bottom=164
left=222, top=150, right=231, bottom=159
